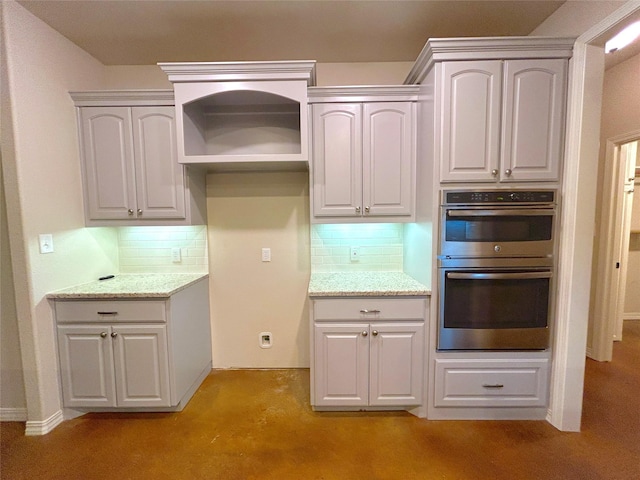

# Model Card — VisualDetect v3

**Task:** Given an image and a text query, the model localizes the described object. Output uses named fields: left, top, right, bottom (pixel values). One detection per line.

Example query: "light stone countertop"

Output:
left=308, top=272, right=430, bottom=297
left=46, top=273, right=208, bottom=299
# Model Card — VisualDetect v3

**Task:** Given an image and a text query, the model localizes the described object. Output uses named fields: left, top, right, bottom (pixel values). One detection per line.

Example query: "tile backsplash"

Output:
left=118, top=226, right=208, bottom=273
left=311, top=223, right=403, bottom=272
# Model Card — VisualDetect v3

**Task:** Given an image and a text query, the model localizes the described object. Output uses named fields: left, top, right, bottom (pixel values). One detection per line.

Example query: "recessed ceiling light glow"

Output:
left=605, top=21, right=640, bottom=53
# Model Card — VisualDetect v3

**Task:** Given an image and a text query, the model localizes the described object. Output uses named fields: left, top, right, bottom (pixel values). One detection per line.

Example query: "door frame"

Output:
left=591, top=132, right=640, bottom=361
left=548, top=2, right=640, bottom=432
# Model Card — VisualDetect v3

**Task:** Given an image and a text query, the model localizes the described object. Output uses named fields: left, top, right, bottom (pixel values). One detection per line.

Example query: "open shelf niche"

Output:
left=160, top=61, right=316, bottom=171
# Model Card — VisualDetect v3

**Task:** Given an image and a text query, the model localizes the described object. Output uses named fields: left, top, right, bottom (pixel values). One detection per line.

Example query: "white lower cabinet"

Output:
left=54, top=278, right=211, bottom=411
left=434, top=357, right=549, bottom=408
left=57, top=324, right=170, bottom=408
left=311, top=298, right=425, bottom=409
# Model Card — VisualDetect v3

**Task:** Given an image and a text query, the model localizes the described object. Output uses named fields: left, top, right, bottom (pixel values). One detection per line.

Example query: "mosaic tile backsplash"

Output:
left=311, top=223, right=403, bottom=272
left=118, top=226, right=208, bottom=273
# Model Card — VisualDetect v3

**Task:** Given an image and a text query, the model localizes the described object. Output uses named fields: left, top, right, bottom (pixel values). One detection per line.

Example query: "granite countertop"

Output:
left=308, top=272, right=430, bottom=297
left=47, top=273, right=209, bottom=299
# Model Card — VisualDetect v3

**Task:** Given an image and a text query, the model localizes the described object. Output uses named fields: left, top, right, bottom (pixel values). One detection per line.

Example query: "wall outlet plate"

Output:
left=259, top=332, right=272, bottom=348
left=39, top=234, right=54, bottom=254
left=350, top=246, right=360, bottom=262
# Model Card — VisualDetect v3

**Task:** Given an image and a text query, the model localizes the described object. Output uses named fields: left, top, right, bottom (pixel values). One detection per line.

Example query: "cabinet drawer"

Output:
left=55, top=300, right=167, bottom=323
left=313, top=298, right=425, bottom=321
left=434, top=358, right=549, bottom=407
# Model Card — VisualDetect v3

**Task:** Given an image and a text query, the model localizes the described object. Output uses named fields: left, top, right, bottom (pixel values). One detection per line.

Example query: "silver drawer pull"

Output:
left=359, top=309, right=381, bottom=314
left=97, top=311, right=118, bottom=315
left=482, top=384, right=504, bottom=389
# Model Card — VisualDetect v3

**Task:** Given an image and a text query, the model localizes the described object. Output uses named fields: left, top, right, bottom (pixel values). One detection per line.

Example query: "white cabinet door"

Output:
left=501, top=59, right=567, bottom=182
left=80, top=107, right=137, bottom=220
left=363, top=103, right=414, bottom=216
left=112, top=325, right=171, bottom=407
left=314, top=323, right=369, bottom=406
left=369, top=322, right=424, bottom=406
left=312, top=104, right=362, bottom=217
left=440, top=61, right=502, bottom=183
left=131, top=107, right=186, bottom=219
left=57, top=325, right=116, bottom=408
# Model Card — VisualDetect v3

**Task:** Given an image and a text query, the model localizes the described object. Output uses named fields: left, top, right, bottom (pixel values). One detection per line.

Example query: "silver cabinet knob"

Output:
left=361, top=330, right=368, bottom=337
left=128, top=209, right=134, bottom=216
left=137, top=209, right=143, bottom=216
left=505, top=169, right=512, bottom=177
left=111, top=332, right=118, bottom=338
left=100, top=332, right=108, bottom=338
left=355, top=206, right=361, bottom=213
left=364, top=206, right=370, bottom=213
left=491, top=169, right=499, bottom=177
left=372, top=330, right=379, bottom=336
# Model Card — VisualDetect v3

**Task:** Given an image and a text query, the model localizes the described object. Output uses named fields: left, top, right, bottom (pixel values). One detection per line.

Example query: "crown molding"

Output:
left=308, top=85, right=419, bottom=103
left=158, top=61, right=317, bottom=86
left=69, top=90, right=174, bottom=106
left=405, top=37, right=575, bottom=85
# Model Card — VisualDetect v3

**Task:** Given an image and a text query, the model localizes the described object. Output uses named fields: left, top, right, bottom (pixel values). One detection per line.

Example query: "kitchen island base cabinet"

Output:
left=310, top=297, right=426, bottom=413
left=54, top=277, right=211, bottom=412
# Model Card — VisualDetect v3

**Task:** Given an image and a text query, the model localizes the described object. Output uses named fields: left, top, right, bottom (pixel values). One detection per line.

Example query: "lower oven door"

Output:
left=438, top=267, right=552, bottom=351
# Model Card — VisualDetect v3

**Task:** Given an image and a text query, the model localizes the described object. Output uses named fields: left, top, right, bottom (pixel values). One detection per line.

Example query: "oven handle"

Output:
left=446, top=271, right=552, bottom=280
left=447, top=209, right=553, bottom=217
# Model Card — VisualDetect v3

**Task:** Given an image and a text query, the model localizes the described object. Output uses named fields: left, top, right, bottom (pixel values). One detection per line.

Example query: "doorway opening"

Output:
left=590, top=133, right=640, bottom=362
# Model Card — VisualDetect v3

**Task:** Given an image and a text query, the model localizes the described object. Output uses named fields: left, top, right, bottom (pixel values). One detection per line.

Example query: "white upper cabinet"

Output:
left=72, top=91, right=206, bottom=226
left=440, top=58, right=567, bottom=183
left=159, top=61, right=316, bottom=170
left=131, top=107, right=186, bottom=219
left=309, top=87, right=418, bottom=223
left=440, top=61, right=503, bottom=183
left=364, top=103, right=415, bottom=216
left=312, top=103, right=363, bottom=217
left=501, top=59, right=567, bottom=182
left=405, top=37, right=573, bottom=185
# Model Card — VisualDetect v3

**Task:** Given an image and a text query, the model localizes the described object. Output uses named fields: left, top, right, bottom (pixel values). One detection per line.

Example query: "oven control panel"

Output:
left=444, top=190, right=555, bottom=205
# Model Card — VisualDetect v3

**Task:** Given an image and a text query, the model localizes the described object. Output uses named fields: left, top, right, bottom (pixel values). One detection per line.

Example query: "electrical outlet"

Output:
left=350, top=246, right=360, bottom=262
left=259, top=332, right=272, bottom=349
left=39, top=234, right=54, bottom=254
left=261, top=247, right=271, bottom=262
left=171, top=247, right=182, bottom=263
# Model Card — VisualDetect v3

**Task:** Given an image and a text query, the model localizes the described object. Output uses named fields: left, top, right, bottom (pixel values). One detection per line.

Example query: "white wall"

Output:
left=206, top=172, right=310, bottom=368
left=1, top=1, right=118, bottom=428
left=530, top=1, right=625, bottom=36
left=599, top=53, right=640, bottom=320
left=1, top=160, right=26, bottom=419
left=102, top=62, right=414, bottom=89
left=316, top=62, right=414, bottom=86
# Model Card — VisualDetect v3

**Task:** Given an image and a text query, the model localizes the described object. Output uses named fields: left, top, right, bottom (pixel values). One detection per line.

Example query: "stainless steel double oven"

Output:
left=438, top=189, right=557, bottom=351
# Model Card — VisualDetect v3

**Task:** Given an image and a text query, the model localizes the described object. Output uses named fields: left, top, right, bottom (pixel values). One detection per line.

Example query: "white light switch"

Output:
left=261, top=248, right=271, bottom=262
left=39, top=234, right=54, bottom=254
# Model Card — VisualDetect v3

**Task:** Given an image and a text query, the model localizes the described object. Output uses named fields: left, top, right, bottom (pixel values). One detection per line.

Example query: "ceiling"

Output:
left=17, top=0, right=567, bottom=65
left=16, top=1, right=640, bottom=71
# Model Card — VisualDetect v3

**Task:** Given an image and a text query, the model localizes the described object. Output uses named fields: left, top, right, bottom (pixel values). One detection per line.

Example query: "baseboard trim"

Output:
left=25, top=409, right=64, bottom=436
left=0, top=407, right=27, bottom=422
left=623, top=314, right=640, bottom=321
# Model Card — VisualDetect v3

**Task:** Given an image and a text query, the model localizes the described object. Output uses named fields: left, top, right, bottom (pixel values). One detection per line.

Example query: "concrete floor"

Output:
left=2, top=322, right=639, bottom=480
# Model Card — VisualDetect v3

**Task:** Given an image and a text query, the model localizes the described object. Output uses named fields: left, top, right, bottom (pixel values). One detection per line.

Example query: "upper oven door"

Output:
left=440, top=206, right=555, bottom=258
